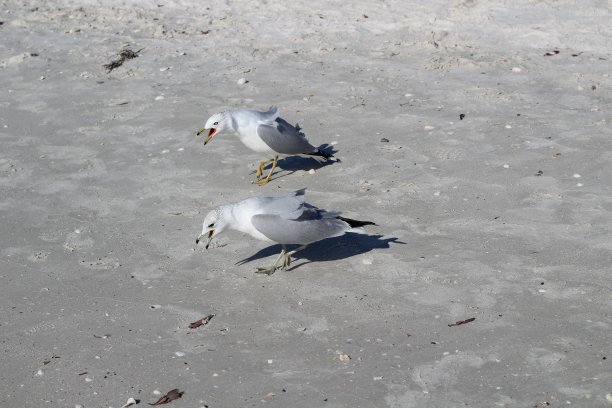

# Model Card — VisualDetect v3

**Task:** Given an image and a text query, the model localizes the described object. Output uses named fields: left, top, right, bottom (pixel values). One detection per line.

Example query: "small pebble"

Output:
left=373, top=376, right=383, bottom=381
left=175, top=351, right=186, bottom=357
left=505, top=124, right=512, bottom=129
left=85, top=377, right=93, bottom=382
left=424, top=125, right=434, bottom=130
left=573, top=174, right=581, bottom=178
left=36, top=369, right=43, bottom=376
left=605, top=394, right=612, bottom=403
left=512, top=67, right=522, bottom=73
left=75, top=405, right=83, bottom=408
left=538, top=289, right=546, bottom=293
left=308, top=169, right=316, bottom=175
left=155, top=95, right=164, bottom=101
left=362, top=258, right=373, bottom=265
left=237, top=77, right=247, bottom=85
left=39, top=76, right=45, bottom=80
left=503, top=164, right=510, bottom=168
left=177, top=147, right=184, bottom=151
left=339, top=354, right=351, bottom=362
left=153, top=390, right=162, bottom=396
left=433, top=191, right=441, bottom=196
left=160, top=67, right=170, bottom=72
left=576, top=183, right=583, bottom=187
left=161, top=149, right=170, bottom=154
left=267, top=359, right=273, bottom=364
left=330, top=141, right=338, bottom=145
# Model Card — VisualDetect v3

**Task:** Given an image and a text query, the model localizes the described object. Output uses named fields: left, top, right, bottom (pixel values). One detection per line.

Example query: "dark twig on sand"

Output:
left=103, top=48, right=143, bottom=73
left=448, top=317, right=476, bottom=327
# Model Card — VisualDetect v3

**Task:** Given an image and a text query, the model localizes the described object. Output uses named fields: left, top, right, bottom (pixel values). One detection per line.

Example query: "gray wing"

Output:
left=257, top=118, right=317, bottom=155
left=247, top=189, right=307, bottom=220
left=251, top=214, right=349, bottom=245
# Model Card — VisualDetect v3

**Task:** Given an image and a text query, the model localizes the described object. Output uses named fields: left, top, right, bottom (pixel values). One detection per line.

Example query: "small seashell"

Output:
left=121, top=397, right=137, bottom=408
left=155, top=95, right=164, bottom=101
left=339, top=354, right=351, bottom=362
left=237, top=77, right=247, bottom=85
left=308, top=169, right=316, bottom=175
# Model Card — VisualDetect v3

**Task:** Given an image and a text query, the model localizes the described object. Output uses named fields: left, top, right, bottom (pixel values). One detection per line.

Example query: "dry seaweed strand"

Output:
left=448, top=317, right=476, bottom=327
left=189, top=314, right=215, bottom=329
left=103, top=47, right=144, bottom=73
left=149, top=389, right=184, bottom=405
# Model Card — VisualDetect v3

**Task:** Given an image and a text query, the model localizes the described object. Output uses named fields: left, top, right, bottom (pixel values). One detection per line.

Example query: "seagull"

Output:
left=195, top=189, right=375, bottom=274
left=196, top=106, right=334, bottom=185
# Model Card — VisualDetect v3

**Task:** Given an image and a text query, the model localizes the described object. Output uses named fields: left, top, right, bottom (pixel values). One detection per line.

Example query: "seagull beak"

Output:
left=201, top=128, right=216, bottom=145
left=196, top=230, right=215, bottom=248
left=205, top=229, right=215, bottom=249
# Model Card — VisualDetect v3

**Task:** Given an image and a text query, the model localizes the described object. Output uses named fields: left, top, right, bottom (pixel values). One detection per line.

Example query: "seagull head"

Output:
left=197, top=112, right=229, bottom=145
left=196, top=208, right=227, bottom=249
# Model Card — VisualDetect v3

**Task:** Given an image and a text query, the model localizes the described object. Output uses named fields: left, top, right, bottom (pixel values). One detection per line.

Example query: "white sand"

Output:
left=1, top=1, right=611, bottom=407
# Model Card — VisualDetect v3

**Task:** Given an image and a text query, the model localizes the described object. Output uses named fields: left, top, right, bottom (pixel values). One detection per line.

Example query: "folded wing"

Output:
left=251, top=213, right=350, bottom=245
left=257, top=118, right=317, bottom=155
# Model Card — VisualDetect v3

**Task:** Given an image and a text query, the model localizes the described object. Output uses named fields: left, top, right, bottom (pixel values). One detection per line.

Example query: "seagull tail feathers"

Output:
left=337, top=216, right=376, bottom=229
left=308, top=148, right=335, bottom=160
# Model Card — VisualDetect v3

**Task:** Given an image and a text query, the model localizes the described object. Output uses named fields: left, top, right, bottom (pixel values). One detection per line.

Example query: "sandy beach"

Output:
left=1, top=0, right=611, bottom=406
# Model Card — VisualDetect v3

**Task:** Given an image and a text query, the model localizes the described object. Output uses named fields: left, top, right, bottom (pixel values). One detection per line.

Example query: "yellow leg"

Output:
left=255, top=244, right=308, bottom=274
left=255, top=156, right=278, bottom=186
left=255, top=158, right=274, bottom=179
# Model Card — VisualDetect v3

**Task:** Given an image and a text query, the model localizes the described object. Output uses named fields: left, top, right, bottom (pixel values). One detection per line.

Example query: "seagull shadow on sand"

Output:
left=236, top=233, right=405, bottom=272
left=251, top=117, right=340, bottom=182
left=255, top=144, right=339, bottom=182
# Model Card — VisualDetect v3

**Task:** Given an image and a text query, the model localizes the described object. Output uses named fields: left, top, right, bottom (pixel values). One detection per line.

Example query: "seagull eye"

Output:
left=213, top=121, right=219, bottom=126
left=208, top=223, right=214, bottom=228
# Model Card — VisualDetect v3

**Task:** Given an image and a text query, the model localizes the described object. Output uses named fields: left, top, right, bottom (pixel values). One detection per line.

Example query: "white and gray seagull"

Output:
left=196, top=106, right=334, bottom=185
left=195, top=189, right=375, bottom=274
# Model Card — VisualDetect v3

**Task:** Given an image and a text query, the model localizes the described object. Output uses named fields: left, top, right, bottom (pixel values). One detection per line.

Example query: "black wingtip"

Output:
left=308, top=148, right=334, bottom=160
left=337, top=216, right=376, bottom=228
